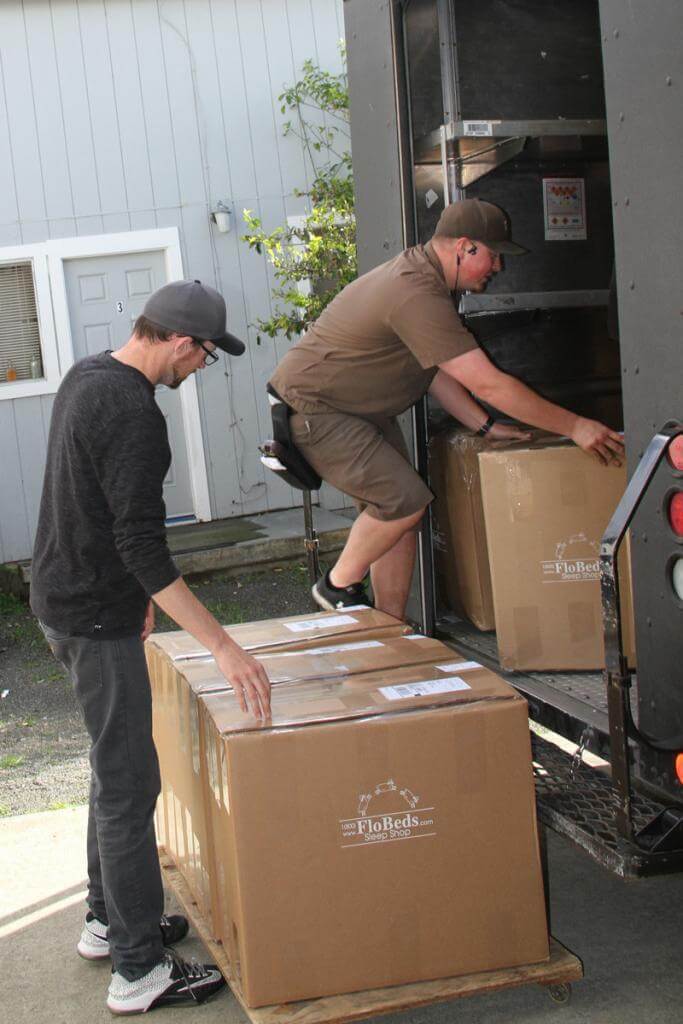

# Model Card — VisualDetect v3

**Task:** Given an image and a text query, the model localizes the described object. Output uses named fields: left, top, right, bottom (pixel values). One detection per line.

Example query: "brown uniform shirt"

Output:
left=269, top=241, right=477, bottom=418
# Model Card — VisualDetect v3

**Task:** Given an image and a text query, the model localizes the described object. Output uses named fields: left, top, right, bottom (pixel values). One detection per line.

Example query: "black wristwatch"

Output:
left=476, top=415, right=495, bottom=437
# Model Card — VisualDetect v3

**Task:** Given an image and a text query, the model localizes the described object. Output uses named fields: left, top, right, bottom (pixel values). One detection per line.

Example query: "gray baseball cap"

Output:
left=142, top=279, right=246, bottom=356
left=433, top=198, right=526, bottom=255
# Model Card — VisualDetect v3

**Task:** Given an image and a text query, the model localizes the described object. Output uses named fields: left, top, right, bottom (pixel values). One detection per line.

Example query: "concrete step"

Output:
left=3, top=507, right=352, bottom=596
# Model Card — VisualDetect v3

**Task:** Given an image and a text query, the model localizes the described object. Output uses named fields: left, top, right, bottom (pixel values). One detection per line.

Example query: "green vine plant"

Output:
left=242, top=48, right=357, bottom=340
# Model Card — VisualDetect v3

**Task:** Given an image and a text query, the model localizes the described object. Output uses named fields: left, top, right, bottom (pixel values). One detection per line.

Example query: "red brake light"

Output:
left=668, top=492, right=683, bottom=537
left=668, top=434, right=683, bottom=472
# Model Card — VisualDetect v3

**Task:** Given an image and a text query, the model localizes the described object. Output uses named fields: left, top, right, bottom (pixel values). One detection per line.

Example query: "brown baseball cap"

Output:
left=433, top=198, right=526, bottom=255
left=143, top=279, right=245, bottom=356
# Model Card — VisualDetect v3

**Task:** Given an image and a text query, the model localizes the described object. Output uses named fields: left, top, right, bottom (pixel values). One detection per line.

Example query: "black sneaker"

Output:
left=107, top=951, right=226, bottom=1015
left=77, top=912, right=189, bottom=961
left=312, top=570, right=372, bottom=611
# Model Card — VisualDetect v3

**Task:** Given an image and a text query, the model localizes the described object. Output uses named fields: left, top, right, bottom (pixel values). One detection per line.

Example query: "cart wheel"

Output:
left=546, top=983, right=572, bottom=1004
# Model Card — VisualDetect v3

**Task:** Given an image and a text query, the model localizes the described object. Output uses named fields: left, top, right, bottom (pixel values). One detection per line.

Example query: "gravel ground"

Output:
left=0, top=564, right=316, bottom=816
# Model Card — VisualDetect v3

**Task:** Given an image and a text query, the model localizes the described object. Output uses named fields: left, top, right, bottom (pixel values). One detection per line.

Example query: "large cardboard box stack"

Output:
left=147, top=610, right=550, bottom=1006
left=479, top=443, right=635, bottom=670
left=199, top=656, right=549, bottom=1006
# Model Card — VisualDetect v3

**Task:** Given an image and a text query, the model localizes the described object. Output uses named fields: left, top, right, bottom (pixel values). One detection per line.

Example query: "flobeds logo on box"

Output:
left=339, top=778, right=436, bottom=849
left=541, top=533, right=600, bottom=583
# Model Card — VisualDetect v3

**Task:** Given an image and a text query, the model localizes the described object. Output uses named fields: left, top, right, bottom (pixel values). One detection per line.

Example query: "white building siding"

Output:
left=0, top=0, right=348, bottom=563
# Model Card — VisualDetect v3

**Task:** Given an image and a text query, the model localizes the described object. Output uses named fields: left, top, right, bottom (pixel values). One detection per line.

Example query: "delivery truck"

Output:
left=342, top=0, right=683, bottom=876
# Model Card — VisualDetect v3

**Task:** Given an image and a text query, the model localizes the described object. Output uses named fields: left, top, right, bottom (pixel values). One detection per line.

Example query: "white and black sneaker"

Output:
left=77, top=912, right=189, bottom=961
left=107, top=951, right=225, bottom=1015
left=312, top=570, right=372, bottom=611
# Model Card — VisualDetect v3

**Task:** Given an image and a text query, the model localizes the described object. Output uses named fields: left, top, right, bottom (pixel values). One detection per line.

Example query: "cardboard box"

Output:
left=200, top=657, right=549, bottom=1006
left=430, top=429, right=567, bottom=631
left=479, top=442, right=635, bottom=670
left=150, top=606, right=408, bottom=662
left=149, top=628, right=451, bottom=935
left=430, top=429, right=498, bottom=630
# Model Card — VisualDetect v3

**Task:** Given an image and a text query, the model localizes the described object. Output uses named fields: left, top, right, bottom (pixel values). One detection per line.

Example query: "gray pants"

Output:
left=41, top=626, right=164, bottom=980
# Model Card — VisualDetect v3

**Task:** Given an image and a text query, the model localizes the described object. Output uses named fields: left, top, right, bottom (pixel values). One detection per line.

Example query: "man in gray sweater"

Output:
left=31, top=280, right=270, bottom=1014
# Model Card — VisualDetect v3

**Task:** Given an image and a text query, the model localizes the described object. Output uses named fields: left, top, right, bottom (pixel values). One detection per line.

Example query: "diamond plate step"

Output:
left=532, top=733, right=683, bottom=877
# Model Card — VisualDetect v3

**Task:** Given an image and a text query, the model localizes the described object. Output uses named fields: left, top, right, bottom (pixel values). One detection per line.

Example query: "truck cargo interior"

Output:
left=341, top=0, right=683, bottom=875
left=404, top=0, right=623, bottom=728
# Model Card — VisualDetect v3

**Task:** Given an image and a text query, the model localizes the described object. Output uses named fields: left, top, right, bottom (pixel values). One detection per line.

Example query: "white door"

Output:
left=63, top=252, right=195, bottom=520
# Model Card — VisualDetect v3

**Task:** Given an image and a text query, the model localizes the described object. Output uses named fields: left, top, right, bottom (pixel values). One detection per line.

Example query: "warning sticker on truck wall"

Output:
left=542, top=177, right=587, bottom=240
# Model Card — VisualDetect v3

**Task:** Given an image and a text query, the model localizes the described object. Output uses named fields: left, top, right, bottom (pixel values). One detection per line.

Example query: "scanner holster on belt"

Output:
left=259, top=385, right=322, bottom=491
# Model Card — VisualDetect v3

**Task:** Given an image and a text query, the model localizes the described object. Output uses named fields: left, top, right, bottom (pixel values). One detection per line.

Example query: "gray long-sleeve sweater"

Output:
left=30, top=352, right=180, bottom=638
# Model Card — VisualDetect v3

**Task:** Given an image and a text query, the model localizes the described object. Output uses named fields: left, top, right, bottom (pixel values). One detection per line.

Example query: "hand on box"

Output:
left=487, top=422, right=533, bottom=442
left=215, top=643, right=272, bottom=719
left=571, top=417, right=624, bottom=466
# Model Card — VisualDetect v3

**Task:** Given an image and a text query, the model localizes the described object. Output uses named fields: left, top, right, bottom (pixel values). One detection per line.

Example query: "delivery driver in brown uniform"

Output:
left=269, top=198, right=624, bottom=620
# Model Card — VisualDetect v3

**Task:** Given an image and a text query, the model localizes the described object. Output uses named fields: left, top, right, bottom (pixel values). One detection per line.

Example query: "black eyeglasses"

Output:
left=192, top=338, right=219, bottom=365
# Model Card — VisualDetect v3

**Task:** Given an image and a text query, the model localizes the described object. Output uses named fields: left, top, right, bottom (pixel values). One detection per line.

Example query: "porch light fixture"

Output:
left=210, top=201, right=232, bottom=234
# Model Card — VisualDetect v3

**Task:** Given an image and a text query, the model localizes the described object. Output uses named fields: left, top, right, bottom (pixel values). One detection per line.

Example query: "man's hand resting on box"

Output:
left=214, top=643, right=272, bottom=719
left=151, top=576, right=271, bottom=719
left=571, top=417, right=624, bottom=466
left=487, top=422, right=533, bottom=442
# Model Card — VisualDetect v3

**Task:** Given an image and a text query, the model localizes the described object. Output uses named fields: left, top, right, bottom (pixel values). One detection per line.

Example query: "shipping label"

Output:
left=379, top=676, right=470, bottom=700
left=463, top=120, right=493, bottom=136
left=271, top=640, right=384, bottom=657
left=284, top=614, right=358, bottom=632
left=340, top=777, right=436, bottom=849
left=436, top=661, right=482, bottom=672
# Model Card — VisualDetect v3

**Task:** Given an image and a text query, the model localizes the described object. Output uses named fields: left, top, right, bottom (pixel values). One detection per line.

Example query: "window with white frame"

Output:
left=0, top=243, right=60, bottom=401
left=0, top=260, right=44, bottom=383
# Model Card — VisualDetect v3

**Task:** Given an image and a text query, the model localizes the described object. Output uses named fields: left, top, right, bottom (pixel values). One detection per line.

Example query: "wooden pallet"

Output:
left=160, top=852, right=583, bottom=1022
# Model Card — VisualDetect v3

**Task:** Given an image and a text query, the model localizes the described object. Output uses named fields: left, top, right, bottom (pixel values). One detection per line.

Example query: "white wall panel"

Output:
left=0, top=402, right=32, bottom=563
left=75, top=1, right=130, bottom=225
left=12, top=397, right=49, bottom=545
left=0, top=45, right=21, bottom=233
left=22, top=0, right=74, bottom=224
left=129, top=1, right=182, bottom=214
left=104, top=0, right=157, bottom=216
left=49, top=2, right=103, bottom=226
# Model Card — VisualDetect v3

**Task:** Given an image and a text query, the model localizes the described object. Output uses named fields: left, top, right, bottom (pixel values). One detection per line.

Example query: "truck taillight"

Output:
left=676, top=754, right=683, bottom=786
left=669, top=434, right=683, bottom=472
left=668, top=492, right=683, bottom=537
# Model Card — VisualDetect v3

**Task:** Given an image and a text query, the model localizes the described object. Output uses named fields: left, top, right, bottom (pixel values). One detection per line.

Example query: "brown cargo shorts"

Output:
left=289, top=410, right=434, bottom=521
